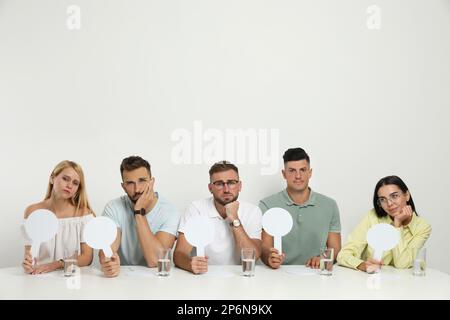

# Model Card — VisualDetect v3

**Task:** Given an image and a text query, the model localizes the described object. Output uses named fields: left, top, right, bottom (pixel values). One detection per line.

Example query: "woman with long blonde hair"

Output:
left=21, top=160, right=95, bottom=274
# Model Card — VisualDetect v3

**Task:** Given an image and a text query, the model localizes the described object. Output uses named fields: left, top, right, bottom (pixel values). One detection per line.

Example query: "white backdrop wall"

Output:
left=1, top=0, right=449, bottom=273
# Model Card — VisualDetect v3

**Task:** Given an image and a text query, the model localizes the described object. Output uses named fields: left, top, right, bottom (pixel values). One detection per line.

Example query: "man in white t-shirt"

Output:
left=174, top=161, right=262, bottom=274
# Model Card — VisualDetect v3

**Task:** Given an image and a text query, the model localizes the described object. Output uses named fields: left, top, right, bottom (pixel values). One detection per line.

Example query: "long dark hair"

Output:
left=373, top=175, right=417, bottom=218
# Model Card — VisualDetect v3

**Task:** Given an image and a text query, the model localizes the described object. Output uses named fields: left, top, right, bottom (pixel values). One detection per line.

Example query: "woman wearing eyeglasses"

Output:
left=337, top=175, right=431, bottom=273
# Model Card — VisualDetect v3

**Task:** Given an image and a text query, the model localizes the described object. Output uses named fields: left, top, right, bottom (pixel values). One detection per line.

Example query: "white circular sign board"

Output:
left=184, top=215, right=215, bottom=257
left=24, top=209, right=58, bottom=260
left=262, top=208, right=293, bottom=253
left=367, top=223, right=400, bottom=261
left=84, top=217, right=117, bottom=258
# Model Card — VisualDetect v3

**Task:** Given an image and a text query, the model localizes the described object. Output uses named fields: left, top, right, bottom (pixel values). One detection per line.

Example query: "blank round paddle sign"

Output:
left=24, top=209, right=59, bottom=260
left=184, top=215, right=215, bottom=257
left=367, top=223, right=400, bottom=261
left=84, top=217, right=117, bottom=258
left=262, top=208, right=293, bottom=253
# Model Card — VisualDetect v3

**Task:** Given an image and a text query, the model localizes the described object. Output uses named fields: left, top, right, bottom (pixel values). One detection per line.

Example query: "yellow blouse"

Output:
left=337, top=209, right=431, bottom=270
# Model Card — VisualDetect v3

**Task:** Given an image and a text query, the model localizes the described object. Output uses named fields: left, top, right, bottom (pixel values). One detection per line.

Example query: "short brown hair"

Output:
left=120, top=156, right=151, bottom=178
left=209, top=160, right=239, bottom=177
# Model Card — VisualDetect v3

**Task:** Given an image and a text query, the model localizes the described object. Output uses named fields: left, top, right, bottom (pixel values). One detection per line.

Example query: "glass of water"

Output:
left=64, top=250, right=78, bottom=277
left=413, top=247, right=426, bottom=276
left=241, top=248, right=256, bottom=277
left=319, top=248, right=334, bottom=276
left=157, top=248, right=171, bottom=277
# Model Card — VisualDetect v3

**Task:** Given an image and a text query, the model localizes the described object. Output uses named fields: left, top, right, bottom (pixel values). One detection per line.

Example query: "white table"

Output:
left=1, top=265, right=449, bottom=299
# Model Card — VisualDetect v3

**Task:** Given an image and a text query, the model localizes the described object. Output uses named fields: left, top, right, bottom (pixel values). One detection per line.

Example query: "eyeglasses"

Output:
left=377, top=192, right=403, bottom=207
left=211, top=180, right=239, bottom=190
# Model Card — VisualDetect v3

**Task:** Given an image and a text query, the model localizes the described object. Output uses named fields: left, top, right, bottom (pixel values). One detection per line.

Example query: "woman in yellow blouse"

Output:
left=337, top=175, right=431, bottom=273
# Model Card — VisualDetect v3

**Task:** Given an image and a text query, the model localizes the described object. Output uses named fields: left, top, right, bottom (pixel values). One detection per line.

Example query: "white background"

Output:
left=1, top=0, right=449, bottom=273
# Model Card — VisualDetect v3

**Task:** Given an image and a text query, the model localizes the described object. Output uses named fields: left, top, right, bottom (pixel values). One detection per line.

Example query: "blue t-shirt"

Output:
left=102, top=193, right=180, bottom=266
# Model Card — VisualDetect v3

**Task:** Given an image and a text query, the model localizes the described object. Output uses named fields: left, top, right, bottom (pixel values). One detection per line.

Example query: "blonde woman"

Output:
left=21, top=160, right=95, bottom=274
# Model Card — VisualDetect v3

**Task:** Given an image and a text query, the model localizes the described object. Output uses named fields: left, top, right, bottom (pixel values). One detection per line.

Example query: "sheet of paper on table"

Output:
left=284, top=266, right=320, bottom=276
left=201, top=266, right=237, bottom=278
left=120, top=266, right=157, bottom=277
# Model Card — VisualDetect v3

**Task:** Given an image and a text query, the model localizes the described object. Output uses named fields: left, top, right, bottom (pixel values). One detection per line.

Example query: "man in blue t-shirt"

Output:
left=99, top=156, right=180, bottom=277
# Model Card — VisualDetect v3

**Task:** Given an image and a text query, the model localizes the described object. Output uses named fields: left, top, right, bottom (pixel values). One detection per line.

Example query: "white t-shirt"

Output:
left=178, top=197, right=262, bottom=265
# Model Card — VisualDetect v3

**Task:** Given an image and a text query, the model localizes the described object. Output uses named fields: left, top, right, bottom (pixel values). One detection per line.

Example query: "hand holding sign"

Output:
left=367, top=223, right=400, bottom=261
left=24, top=209, right=58, bottom=264
left=84, top=217, right=117, bottom=258
left=262, top=208, right=293, bottom=253
left=184, top=216, right=215, bottom=257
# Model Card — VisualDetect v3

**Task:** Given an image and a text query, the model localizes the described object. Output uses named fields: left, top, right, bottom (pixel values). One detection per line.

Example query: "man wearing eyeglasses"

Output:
left=174, top=161, right=262, bottom=274
left=259, top=148, right=342, bottom=269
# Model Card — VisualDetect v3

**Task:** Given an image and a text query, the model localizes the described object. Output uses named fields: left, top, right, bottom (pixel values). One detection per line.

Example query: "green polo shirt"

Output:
left=259, top=189, right=341, bottom=265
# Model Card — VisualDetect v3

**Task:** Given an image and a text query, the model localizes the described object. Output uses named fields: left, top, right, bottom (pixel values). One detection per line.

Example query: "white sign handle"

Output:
left=31, top=241, right=40, bottom=266
left=274, top=237, right=282, bottom=254
left=373, top=250, right=383, bottom=261
left=196, top=246, right=205, bottom=257
left=102, top=246, right=113, bottom=259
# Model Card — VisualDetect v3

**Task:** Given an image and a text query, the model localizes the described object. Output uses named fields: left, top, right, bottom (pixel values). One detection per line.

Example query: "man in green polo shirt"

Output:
left=259, top=147, right=341, bottom=268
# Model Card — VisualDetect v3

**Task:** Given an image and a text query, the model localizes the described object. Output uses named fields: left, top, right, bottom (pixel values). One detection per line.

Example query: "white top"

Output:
left=21, top=214, right=94, bottom=263
left=1, top=265, right=449, bottom=299
left=178, top=197, right=262, bottom=265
